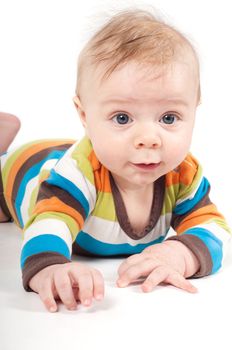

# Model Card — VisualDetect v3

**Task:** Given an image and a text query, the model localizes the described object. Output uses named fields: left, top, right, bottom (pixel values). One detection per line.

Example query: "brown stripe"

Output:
left=10, top=143, right=73, bottom=222
left=36, top=181, right=86, bottom=220
left=0, top=158, right=13, bottom=220
left=167, top=234, right=213, bottom=277
left=22, top=252, right=71, bottom=291
left=72, top=241, right=100, bottom=257
left=109, top=174, right=165, bottom=240
left=12, top=143, right=73, bottom=201
left=171, top=187, right=212, bottom=231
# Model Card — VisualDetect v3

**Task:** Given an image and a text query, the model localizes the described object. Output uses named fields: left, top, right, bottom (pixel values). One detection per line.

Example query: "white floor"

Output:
left=1, top=222, right=232, bottom=350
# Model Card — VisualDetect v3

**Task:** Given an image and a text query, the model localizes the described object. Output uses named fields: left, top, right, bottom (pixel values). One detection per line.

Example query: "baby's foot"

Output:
left=0, top=112, right=21, bottom=154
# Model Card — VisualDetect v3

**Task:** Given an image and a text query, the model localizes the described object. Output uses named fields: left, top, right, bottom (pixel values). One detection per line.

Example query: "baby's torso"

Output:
left=0, top=138, right=176, bottom=256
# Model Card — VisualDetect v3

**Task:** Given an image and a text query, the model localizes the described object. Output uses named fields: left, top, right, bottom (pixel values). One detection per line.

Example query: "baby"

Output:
left=0, top=10, right=231, bottom=312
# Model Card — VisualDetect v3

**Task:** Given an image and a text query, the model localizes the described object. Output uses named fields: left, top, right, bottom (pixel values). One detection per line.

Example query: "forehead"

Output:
left=82, top=60, right=199, bottom=106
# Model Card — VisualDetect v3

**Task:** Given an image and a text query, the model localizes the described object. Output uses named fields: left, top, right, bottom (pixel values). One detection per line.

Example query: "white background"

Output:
left=0, top=0, right=231, bottom=223
left=0, top=1, right=232, bottom=349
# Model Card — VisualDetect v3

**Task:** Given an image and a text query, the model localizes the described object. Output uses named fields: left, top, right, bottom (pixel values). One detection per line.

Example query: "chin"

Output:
left=131, top=175, right=158, bottom=186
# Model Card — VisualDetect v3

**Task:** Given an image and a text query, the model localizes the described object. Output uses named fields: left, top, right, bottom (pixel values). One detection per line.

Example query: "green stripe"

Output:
left=27, top=169, right=52, bottom=218
left=162, top=184, right=179, bottom=215
left=71, top=137, right=95, bottom=186
left=92, top=191, right=116, bottom=221
left=23, top=211, right=80, bottom=242
left=207, top=218, right=231, bottom=234
left=178, top=164, right=203, bottom=201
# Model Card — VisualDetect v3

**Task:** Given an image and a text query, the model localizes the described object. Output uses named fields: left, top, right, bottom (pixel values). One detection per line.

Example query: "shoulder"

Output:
left=69, top=136, right=99, bottom=169
left=58, top=136, right=111, bottom=192
left=165, top=153, right=203, bottom=189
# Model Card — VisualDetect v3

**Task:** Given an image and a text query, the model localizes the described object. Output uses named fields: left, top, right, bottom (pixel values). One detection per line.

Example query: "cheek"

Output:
left=90, top=135, right=124, bottom=168
left=164, top=132, right=193, bottom=165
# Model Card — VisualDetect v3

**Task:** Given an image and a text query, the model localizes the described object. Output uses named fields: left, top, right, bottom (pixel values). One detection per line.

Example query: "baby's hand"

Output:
left=29, top=262, right=104, bottom=312
left=117, top=241, right=198, bottom=293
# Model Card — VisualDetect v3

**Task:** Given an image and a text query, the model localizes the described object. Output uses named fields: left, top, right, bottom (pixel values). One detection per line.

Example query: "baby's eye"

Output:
left=112, top=113, right=132, bottom=125
left=160, top=114, right=179, bottom=125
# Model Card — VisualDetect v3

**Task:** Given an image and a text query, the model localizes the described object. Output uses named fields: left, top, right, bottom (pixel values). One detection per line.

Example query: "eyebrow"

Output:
left=100, top=97, right=137, bottom=105
left=102, top=97, right=189, bottom=107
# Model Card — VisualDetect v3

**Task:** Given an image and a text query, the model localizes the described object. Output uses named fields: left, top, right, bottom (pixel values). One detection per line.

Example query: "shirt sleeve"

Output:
left=167, top=154, right=231, bottom=278
left=21, top=146, right=97, bottom=290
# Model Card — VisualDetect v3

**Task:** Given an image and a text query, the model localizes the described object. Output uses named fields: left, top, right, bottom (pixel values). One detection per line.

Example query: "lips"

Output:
left=132, top=162, right=161, bottom=171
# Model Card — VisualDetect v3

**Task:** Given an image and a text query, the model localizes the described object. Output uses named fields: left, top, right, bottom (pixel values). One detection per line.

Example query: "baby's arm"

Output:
left=118, top=154, right=231, bottom=292
left=117, top=240, right=199, bottom=293
left=29, top=262, right=104, bottom=312
left=21, top=143, right=101, bottom=311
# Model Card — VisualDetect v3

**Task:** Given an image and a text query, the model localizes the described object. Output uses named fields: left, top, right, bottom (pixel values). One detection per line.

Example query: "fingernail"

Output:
left=142, top=283, right=152, bottom=292
left=49, top=306, right=57, bottom=312
left=95, top=294, right=103, bottom=301
left=69, top=305, right=77, bottom=311
left=190, top=286, right=198, bottom=293
left=117, top=279, right=127, bottom=287
left=84, top=299, right=91, bottom=306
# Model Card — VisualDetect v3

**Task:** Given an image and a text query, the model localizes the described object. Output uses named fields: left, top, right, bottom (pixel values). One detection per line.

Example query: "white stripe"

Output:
left=41, top=158, right=59, bottom=171
left=0, top=152, right=10, bottom=169
left=82, top=213, right=172, bottom=246
left=20, top=176, right=38, bottom=226
left=22, top=218, right=73, bottom=254
left=176, top=174, right=204, bottom=206
left=0, top=143, right=25, bottom=169
left=54, top=155, right=96, bottom=213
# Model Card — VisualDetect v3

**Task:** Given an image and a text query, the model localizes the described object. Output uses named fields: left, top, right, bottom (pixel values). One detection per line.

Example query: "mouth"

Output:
left=132, top=162, right=161, bottom=171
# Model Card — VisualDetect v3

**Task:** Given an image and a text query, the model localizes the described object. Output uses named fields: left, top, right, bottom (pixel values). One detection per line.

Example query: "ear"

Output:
left=73, top=96, right=87, bottom=128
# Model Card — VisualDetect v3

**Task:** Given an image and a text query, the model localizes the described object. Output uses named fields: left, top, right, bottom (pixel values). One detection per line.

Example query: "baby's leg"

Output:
left=0, top=112, right=21, bottom=222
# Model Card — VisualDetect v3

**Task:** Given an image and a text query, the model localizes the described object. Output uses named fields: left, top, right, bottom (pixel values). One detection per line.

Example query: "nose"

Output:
left=134, top=128, right=162, bottom=149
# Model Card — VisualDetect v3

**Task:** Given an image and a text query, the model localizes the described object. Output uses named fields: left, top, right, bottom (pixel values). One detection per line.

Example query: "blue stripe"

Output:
left=174, top=177, right=210, bottom=215
left=46, top=169, right=89, bottom=217
left=21, top=234, right=71, bottom=268
left=75, top=231, right=166, bottom=256
left=15, top=150, right=66, bottom=227
left=184, top=228, right=223, bottom=273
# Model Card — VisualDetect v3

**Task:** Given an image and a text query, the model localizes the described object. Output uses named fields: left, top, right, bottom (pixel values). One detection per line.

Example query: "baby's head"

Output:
left=74, top=10, right=201, bottom=188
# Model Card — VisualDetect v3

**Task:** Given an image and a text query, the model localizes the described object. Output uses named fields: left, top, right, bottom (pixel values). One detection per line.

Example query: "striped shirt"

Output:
left=0, top=136, right=231, bottom=290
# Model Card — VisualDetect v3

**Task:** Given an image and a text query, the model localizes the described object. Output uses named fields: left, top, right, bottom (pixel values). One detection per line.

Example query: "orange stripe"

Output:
left=33, top=197, right=84, bottom=228
left=88, top=150, right=111, bottom=192
left=6, top=141, right=71, bottom=198
left=176, top=204, right=225, bottom=234
left=165, top=171, right=180, bottom=187
left=5, top=141, right=73, bottom=220
left=166, top=154, right=198, bottom=187
left=180, top=154, right=198, bottom=186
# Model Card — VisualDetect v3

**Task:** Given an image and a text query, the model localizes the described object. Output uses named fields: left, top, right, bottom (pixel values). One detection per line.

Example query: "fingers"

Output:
left=92, top=269, right=105, bottom=301
left=141, top=266, right=198, bottom=293
left=117, top=258, right=157, bottom=287
left=117, top=257, right=197, bottom=294
left=54, top=270, right=78, bottom=310
left=164, top=271, right=198, bottom=293
left=70, top=270, right=94, bottom=307
left=71, top=268, right=105, bottom=306
left=38, top=277, right=58, bottom=313
left=117, top=253, right=144, bottom=276
left=35, top=263, right=105, bottom=313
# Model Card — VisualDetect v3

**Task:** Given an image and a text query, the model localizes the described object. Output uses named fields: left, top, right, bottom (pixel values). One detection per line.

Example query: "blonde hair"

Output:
left=76, top=9, right=200, bottom=101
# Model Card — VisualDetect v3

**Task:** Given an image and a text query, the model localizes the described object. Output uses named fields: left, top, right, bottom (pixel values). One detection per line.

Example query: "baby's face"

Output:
left=77, top=61, right=199, bottom=190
